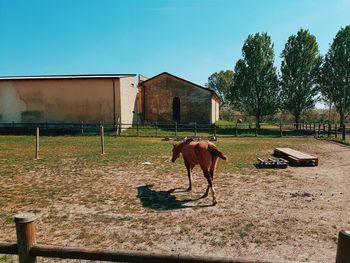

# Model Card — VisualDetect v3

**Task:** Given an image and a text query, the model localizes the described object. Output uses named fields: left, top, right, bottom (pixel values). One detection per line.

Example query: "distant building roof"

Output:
left=140, top=72, right=220, bottom=101
left=0, top=73, right=137, bottom=80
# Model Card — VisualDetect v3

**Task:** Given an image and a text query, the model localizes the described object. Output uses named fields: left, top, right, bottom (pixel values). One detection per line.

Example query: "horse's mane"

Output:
left=183, top=138, right=194, bottom=144
left=175, top=138, right=194, bottom=151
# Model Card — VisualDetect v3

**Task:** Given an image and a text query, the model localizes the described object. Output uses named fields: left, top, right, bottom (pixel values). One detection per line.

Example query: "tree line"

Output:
left=206, top=26, right=350, bottom=127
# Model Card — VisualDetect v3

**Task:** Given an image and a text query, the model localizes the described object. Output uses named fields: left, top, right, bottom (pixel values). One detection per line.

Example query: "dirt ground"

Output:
left=0, top=138, right=350, bottom=263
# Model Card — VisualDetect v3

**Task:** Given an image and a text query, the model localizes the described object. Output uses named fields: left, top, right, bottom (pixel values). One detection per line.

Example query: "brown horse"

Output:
left=171, top=138, right=227, bottom=205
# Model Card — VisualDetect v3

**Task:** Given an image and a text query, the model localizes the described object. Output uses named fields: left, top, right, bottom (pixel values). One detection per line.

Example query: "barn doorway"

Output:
left=172, top=97, right=180, bottom=123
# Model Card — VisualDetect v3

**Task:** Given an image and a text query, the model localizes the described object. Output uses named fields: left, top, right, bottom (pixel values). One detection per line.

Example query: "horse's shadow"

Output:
left=136, top=184, right=211, bottom=211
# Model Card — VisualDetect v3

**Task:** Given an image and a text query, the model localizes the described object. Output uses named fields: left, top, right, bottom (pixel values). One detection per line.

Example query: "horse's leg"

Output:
left=210, top=157, right=219, bottom=181
left=202, top=169, right=217, bottom=205
left=203, top=185, right=210, bottom=198
left=203, top=157, right=218, bottom=198
left=185, top=161, right=193, bottom=191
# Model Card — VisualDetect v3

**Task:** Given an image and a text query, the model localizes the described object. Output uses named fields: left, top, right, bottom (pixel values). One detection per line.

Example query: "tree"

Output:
left=229, top=33, right=279, bottom=127
left=206, top=70, right=234, bottom=106
left=280, top=29, right=321, bottom=124
left=320, top=26, right=350, bottom=126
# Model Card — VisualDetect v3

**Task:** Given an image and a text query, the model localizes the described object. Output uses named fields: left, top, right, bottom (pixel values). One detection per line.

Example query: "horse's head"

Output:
left=171, top=144, right=181, bottom=162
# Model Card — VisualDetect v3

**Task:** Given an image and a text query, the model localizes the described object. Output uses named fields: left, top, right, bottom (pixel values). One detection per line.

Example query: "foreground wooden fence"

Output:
left=0, top=214, right=349, bottom=262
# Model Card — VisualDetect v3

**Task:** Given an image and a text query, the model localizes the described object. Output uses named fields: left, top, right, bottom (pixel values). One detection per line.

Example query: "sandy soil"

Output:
left=1, top=140, right=350, bottom=263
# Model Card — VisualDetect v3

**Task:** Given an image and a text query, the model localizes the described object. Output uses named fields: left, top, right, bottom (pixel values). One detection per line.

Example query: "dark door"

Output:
left=173, top=97, right=180, bottom=123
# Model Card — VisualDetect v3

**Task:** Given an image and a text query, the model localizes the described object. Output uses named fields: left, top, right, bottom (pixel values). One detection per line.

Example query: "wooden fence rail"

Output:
left=1, top=213, right=349, bottom=262
left=0, top=213, right=272, bottom=263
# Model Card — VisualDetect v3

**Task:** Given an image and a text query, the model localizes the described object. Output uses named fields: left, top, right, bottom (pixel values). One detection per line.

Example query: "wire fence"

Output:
left=0, top=122, right=349, bottom=140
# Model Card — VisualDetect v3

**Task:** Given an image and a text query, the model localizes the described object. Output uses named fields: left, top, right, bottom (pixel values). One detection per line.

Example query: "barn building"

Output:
left=0, top=72, right=219, bottom=126
left=140, top=72, right=220, bottom=124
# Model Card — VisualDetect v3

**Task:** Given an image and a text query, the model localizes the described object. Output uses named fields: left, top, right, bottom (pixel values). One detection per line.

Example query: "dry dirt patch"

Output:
left=0, top=138, right=349, bottom=263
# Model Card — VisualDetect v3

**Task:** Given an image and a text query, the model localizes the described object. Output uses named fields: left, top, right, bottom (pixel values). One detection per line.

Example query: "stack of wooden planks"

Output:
left=273, top=147, right=318, bottom=166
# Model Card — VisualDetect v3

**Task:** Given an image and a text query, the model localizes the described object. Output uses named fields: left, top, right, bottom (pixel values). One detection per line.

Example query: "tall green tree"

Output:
left=280, top=29, right=321, bottom=124
left=320, top=26, right=350, bottom=126
left=206, top=70, right=234, bottom=106
left=230, top=33, right=279, bottom=127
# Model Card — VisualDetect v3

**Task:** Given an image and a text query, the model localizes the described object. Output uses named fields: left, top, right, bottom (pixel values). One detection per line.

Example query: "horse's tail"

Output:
left=208, top=144, right=227, bottom=160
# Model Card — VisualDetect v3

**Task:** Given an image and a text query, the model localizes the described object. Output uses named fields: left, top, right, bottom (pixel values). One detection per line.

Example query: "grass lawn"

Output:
left=0, top=135, right=349, bottom=262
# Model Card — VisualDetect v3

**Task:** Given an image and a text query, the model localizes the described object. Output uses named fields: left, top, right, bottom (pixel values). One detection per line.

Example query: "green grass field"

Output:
left=0, top=135, right=318, bottom=177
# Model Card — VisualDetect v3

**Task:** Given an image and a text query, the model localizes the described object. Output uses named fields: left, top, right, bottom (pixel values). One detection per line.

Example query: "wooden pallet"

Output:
left=256, top=157, right=288, bottom=169
left=273, top=147, right=318, bottom=166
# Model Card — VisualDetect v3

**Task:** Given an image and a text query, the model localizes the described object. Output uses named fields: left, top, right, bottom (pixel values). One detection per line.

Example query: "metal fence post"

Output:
left=194, top=122, right=197, bottom=137
left=318, top=123, right=321, bottom=135
left=280, top=122, right=283, bottom=137
left=118, top=122, right=121, bottom=136
left=336, top=231, right=350, bottom=263
left=14, top=213, right=37, bottom=263
left=175, top=122, right=178, bottom=137
left=335, top=123, right=338, bottom=138
left=35, top=128, right=40, bottom=160
left=313, top=123, right=316, bottom=134
left=100, top=126, right=105, bottom=155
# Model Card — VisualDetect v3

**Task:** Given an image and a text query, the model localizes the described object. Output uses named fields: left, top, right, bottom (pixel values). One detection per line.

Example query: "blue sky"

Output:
left=0, top=0, right=349, bottom=86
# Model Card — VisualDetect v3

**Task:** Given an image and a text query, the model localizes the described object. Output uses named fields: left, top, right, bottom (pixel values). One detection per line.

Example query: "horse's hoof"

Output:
left=212, top=200, right=217, bottom=206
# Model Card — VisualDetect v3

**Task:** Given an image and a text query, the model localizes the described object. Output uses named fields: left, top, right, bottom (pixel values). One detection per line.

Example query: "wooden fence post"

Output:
left=14, top=213, right=37, bottom=263
left=155, top=122, right=158, bottom=137
left=318, top=123, right=321, bottom=135
left=35, top=128, right=40, bottom=160
left=336, top=231, right=350, bottom=263
left=214, top=124, right=217, bottom=137
left=136, top=122, right=139, bottom=137
left=255, top=123, right=258, bottom=137
left=328, top=123, right=331, bottom=138
left=342, top=124, right=346, bottom=141
left=194, top=122, right=197, bottom=137
left=100, top=126, right=105, bottom=155
left=235, top=122, right=238, bottom=137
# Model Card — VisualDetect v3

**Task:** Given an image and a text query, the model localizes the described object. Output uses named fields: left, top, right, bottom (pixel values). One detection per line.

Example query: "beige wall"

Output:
left=0, top=78, right=121, bottom=124
left=119, top=76, right=139, bottom=124
left=142, top=74, right=213, bottom=124
left=211, top=96, right=220, bottom=123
